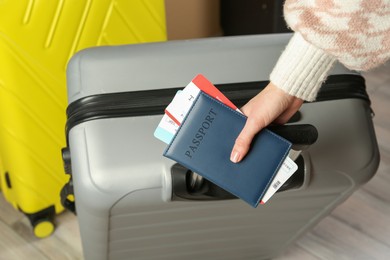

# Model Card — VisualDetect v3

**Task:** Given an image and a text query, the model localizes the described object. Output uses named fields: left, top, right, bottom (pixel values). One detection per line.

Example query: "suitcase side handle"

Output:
left=170, top=124, right=316, bottom=202
left=171, top=156, right=306, bottom=202
left=171, top=163, right=237, bottom=201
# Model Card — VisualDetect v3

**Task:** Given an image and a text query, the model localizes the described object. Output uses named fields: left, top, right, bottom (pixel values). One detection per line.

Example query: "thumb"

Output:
left=230, top=118, right=266, bottom=163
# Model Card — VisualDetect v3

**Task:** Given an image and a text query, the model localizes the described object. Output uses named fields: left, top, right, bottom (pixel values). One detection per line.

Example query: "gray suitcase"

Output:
left=62, top=34, right=379, bottom=260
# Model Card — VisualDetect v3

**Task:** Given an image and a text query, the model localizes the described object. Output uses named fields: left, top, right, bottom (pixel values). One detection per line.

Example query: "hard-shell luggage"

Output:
left=0, top=0, right=166, bottom=237
left=63, top=34, right=379, bottom=259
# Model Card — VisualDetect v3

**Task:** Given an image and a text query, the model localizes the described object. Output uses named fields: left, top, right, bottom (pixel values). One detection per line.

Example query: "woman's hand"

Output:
left=230, top=82, right=304, bottom=163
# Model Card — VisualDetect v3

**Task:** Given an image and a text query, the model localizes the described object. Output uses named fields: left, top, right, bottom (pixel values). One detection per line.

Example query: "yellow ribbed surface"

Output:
left=0, top=0, right=166, bottom=223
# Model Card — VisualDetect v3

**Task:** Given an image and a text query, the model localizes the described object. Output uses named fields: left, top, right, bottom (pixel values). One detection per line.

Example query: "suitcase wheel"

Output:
left=33, top=219, right=55, bottom=238
left=25, top=205, right=56, bottom=238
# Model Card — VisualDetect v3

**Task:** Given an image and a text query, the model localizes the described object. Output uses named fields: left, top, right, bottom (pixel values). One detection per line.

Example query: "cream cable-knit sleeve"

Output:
left=270, top=0, right=390, bottom=101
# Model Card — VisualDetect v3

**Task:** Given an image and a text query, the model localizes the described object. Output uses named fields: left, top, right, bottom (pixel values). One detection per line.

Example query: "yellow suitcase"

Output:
left=0, top=0, right=166, bottom=238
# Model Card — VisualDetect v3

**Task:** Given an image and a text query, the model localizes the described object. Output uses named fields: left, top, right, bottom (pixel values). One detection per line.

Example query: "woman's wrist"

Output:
left=270, top=33, right=336, bottom=101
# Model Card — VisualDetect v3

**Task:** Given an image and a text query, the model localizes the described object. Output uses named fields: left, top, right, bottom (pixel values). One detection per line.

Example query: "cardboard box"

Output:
left=165, top=0, right=222, bottom=40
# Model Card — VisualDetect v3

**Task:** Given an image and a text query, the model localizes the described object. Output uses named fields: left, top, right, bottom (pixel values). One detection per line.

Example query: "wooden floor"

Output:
left=0, top=64, right=389, bottom=260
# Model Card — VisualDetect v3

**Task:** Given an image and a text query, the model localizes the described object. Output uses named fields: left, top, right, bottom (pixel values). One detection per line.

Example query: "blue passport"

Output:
left=164, top=92, right=292, bottom=207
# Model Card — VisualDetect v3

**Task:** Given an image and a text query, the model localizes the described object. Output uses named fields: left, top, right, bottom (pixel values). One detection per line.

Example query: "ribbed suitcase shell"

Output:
left=66, top=34, right=380, bottom=259
left=0, top=0, right=166, bottom=237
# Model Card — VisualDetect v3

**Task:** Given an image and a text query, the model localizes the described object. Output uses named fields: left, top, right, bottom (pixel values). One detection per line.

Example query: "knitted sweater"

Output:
left=270, top=0, right=390, bottom=101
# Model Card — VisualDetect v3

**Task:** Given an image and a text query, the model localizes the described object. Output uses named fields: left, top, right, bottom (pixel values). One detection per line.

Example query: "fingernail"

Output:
left=230, top=151, right=240, bottom=163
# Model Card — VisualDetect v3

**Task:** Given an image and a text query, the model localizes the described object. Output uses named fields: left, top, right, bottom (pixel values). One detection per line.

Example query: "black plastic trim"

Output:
left=5, top=172, right=12, bottom=189
left=20, top=205, right=56, bottom=228
left=65, top=74, right=368, bottom=137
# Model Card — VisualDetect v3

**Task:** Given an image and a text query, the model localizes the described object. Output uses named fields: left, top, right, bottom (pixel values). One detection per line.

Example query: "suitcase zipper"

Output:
left=65, top=74, right=368, bottom=136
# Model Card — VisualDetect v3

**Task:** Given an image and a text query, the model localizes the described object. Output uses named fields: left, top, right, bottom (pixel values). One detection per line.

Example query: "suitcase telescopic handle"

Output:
left=170, top=124, right=316, bottom=202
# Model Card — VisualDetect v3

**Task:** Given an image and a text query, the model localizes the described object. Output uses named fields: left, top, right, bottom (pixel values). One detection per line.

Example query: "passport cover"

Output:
left=164, top=92, right=292, bottom=207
